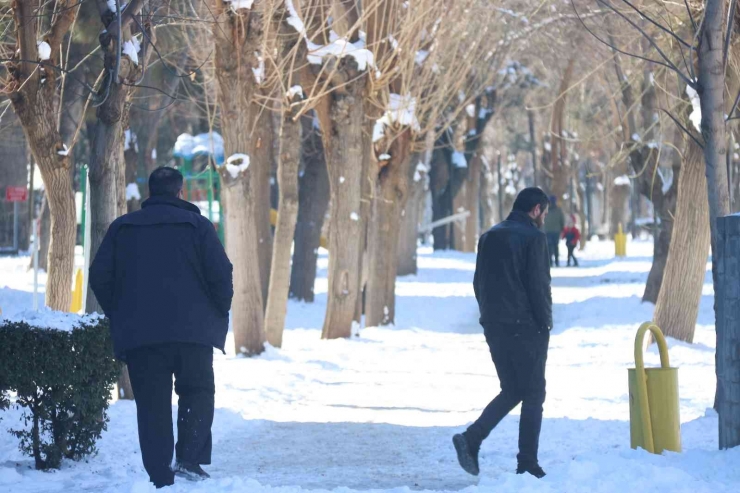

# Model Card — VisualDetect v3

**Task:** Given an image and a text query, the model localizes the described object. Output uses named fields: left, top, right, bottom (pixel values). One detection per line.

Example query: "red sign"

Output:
left=5, top=186, right=28, bottom=202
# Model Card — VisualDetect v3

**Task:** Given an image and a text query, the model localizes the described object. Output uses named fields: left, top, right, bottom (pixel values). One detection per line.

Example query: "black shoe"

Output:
left=173, top=461, right=210, bottom=482
left=516, top=463, right=546, bottom=479
left=453, top=433, right=480, bottom=476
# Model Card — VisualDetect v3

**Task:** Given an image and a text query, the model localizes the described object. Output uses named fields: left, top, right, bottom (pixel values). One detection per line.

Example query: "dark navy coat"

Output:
left=89, top=195, right=233, bottom=359
left=473, top=210, right=552, bottom=334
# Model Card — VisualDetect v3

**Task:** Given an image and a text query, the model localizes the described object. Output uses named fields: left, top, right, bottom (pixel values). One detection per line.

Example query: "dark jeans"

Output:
left=566, top=244, right=578, bottom=266
left=465, top=328, right=549, bottom=466
left=546, top=233, right=560, bottom=266
left=127, top=343, right=215, bottom=488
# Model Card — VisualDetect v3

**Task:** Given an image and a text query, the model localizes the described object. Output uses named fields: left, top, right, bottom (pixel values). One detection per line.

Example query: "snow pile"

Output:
left=37, top=41, right=51, bottom=61
left=686, top=85, right=702, bottom=132
left=452, top=151, right=467, bottom=168
left=223, top=153, right=250, bottom=179
left=126, top=183, right=141, bottom=201
left=57, top=144, right=69, bottom=156
left=350, top=212, right=359, bottom=221
left=1, top=309, right=101, bottom=332
left=378, top=153, right=391, bottom=161
left=465, top=104, right=476, bottom=118
left=415, top=50, right=429, bottom=65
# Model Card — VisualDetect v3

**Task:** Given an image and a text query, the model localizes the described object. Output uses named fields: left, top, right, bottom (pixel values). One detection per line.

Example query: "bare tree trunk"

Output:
left=430, top=146, right=451, bottom=250
left=480, top=156, right=496, bottom=231
left=254, top=107, right=275, bottom=307
left=461, top=153, right=481, bottom=252
left=610, top=182, right=630, bottom=237
left=366, top=130, right=412, bottom=327
left=264, top=114, right=300, bottom=347
left=550, top=56, right=576, bottom=200
left=290, top=115, right=329, bottom=302
left=654, top=142, right=710, bottom=343
left=319, top=76, right=367, bottom=340
left=264, top=9, right=303, bottom=347
left=398, top=155, right=424, bottom=276
left=8, top=0, right=78, bottom=311
left=212, top=3, right=266, bottom=355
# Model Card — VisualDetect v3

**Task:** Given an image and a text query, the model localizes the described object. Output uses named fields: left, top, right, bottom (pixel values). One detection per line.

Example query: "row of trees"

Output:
left=1, top=0, right=737, bottom=447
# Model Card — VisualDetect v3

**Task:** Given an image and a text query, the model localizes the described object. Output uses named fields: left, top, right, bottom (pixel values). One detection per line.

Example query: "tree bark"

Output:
left=550, top=56, right=577, bottom=200
left=654, top=142, right=710, bottom=343
left=290, top=115, right=329, bottom=302
left=254, top=107, right=275, bottom=307
left=264, top=113, right=300, bottom=347
left=8, top=0, right=78, bottom=311
left=0, top=112, right=30, bottom=251
left=430, top=146, right=451, bottom=250
left=318, top=72, right=367, bottom=340
left=398, top=155, right=425, bottom=276
left=366, top=130, right=412, bottom=327
left=212, top=2, right=267, bottom=355
left=264, top=9, right=303, bottom=348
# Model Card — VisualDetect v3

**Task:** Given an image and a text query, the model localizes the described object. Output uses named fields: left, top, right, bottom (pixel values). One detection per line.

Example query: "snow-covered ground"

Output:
left=1, top=239, right=738, bottom=492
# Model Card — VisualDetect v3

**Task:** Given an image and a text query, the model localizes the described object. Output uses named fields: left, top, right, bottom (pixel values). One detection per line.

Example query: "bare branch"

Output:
left=661, top=108, right=704, bottom=149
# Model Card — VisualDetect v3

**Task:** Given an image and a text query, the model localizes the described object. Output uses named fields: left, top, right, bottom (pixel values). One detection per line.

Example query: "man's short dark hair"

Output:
left=149, top=167, right=184, bottom=197
left=512, top=187, right=549, bottom=214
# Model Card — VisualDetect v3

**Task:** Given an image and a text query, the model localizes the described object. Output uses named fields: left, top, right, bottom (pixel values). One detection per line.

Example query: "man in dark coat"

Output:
left=89, top=167, right=233, bottom=488
left=453, top=187, right=552, bottom=479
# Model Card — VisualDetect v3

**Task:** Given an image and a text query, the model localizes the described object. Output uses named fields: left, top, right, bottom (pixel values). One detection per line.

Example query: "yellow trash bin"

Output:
left=615, top=223, right=627, bottom=257
left=70, top=268, right=83, bottom=313
left=628, top=322, right=681, bottom=454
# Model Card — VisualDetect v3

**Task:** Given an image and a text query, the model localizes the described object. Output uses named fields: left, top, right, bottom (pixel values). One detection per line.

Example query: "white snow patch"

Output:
left=307, top=34, right=375, bottom=71
left=614, top=175, right=631, bottom=186
left=124, top=129, right=138, bottom=152
left=287, top=85, right=304, bottom=99
left=252, top=52, right=265, bottom=84
left=285, top=0, right=305, bottom=33
left=544, top=142, right=552, bottom=151
left=631, top=133, right=641, bottom=142
left=57, top=144, right=69, bottom=156
left=350, top=212, right=359, bottom=221
left=378, top=153, right=391, bottom=161
left=122, top=38, right=140, bottom=66
left=224, top=153, right=251, bottom=179
left=224, top=0, right=254, bottom=10
left=452, top=151, right=467, bottom=168
left=415, top=50, right=429, bottom=65
left=2, top=309, right=102, bottom=332
left=686, top=85, right=702, bottom=132
left=126, top=183, right=141, bottom=201
left=151, top=148, right=157, bottom=160
left=37, top=41, right=51, bottom=61
left=339, top=176, right=345, bottom=184
left=414, top=162, right=428, bottom=182
left=465, top=104, right=476, bottom=118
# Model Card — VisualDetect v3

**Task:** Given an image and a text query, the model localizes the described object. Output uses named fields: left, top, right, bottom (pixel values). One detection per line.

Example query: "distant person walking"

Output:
left=562, top=215, right=581, bottom=267
left=90, top=167, right=233, bottom=489
left=453, top=187, right=552, bottom=479
left=543, top=195, right=565, bottom=267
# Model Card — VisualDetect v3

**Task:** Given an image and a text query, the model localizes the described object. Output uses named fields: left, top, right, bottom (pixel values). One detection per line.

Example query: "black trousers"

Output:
left=546, top=233, right=560, bottom=266
left=566, top=244, right=578, bottom=266
left=127, top=343, right=215, bottom=488
left=465, top=328, right=549, bottom=466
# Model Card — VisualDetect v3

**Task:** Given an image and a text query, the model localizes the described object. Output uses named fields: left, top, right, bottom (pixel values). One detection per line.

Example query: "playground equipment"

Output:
left=173, top=133, right=225, bottom=244
left=615, top=223, right=627, bottom=257
left=628, top=322, right=681, bottom=454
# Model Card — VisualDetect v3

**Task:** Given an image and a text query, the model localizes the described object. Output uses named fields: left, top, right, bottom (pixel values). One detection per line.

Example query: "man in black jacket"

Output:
left=90, top=167, right=233, bottom=488
left=453, top=187, right=552, bottom=479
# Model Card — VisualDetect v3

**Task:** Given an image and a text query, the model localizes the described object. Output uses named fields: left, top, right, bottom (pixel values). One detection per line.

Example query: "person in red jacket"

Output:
left=562, top=215, right=580, bottom=267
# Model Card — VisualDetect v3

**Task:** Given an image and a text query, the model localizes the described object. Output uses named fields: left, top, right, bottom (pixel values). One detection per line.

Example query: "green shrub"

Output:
left=0, top=314, right=119, bottom=470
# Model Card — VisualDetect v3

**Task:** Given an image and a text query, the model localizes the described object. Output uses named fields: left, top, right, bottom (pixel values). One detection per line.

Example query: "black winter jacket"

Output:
left=473, top=210, right=552, bottom=333
left=89, top=195, right=233, bottom=359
